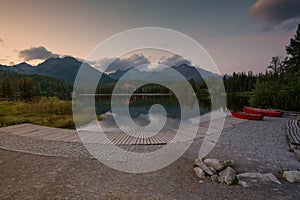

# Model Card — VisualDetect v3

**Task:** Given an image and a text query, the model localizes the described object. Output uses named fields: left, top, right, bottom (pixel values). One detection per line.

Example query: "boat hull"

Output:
left=231, top=112, right=264, bottom=120
left=243, top=107, right=282, bottom=117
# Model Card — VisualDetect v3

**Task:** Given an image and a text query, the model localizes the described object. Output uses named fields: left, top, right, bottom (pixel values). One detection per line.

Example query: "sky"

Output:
left=0, top=0, right=300, bottom=74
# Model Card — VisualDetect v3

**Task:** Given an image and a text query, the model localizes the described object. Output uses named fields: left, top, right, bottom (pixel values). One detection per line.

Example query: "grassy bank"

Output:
left=0, top=97, right=75, bottom=129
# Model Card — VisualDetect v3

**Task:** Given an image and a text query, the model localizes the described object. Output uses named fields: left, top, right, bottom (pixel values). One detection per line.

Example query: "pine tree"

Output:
left=1, top=76, right=13, bottom=100
left=285, top=24, right=300, bottom=72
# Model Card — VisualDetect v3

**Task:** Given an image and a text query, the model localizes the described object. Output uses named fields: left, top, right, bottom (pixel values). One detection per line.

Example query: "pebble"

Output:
left=194, top=167, right=205, bottom=179
left=203, top=158, right=224, bottom=171
left=283, top=171, right=300, bottom=183
left=218, top=167, right=236, bottom=185
left=195, top=159, right=214, bottom=175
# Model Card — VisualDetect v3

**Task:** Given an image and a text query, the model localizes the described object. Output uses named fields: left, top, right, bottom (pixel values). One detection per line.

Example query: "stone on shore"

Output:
left=194, top=167, right=205, bottom=179
left=203, top=158, right=224, bottom=171
left=238, top=180, right=250, bottom=188
left=218, top=167, right=236, bottom=185
left=195, top=159, right=214, bottom=175
left=283, top=171, right=300, bottom=183
left=237, top=173, right=281, bottom=185
left=211, top=175, right=218, bottom=182
left=208, top=166, right=217, bottom=174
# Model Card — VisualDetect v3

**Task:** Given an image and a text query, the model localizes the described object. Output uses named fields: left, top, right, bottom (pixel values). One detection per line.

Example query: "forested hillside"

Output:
left=0, top=71, right=72, bottom=101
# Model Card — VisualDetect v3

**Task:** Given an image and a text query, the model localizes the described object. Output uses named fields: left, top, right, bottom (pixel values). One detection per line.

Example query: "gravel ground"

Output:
left=0, top=115, right=300, bottom=199
left=187, top=115, right=300, bottom=174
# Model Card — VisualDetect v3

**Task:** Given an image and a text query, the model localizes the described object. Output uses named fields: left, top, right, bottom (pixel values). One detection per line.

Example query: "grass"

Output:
left=0, top=97, right=75, bottom=129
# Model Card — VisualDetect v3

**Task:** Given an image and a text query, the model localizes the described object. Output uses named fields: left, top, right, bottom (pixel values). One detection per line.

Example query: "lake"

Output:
left=74, top=94, right=248, bottom=130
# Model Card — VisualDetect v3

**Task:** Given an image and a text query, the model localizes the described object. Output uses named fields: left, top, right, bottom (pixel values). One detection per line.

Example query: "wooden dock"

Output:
left=286, top=119, right=300, bottom=146
left=0, top=116, right=245, bottom=145
left=0, top=123, right=197, bottom=145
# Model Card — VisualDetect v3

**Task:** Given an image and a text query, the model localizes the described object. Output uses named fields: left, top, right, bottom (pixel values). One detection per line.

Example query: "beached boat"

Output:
left=231, top=111, right=264, bottom=120
left=243, top=106, right=282, bottom=117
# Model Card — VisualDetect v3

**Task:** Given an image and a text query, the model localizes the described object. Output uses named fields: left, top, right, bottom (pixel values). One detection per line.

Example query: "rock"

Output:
left=238, top=180, right=250, bottom=188
left=195, top=159, right=214, bottom=175
left=223, top=160, right=234, bottom=167
left=194, top=167, right=205, bottom=179
left=203, top=158, right=224, bottom=171
left=283, top=171, right=300, bottom=183
left=209, top=166, right=217, bottom=174
left=211, top=174, right=218, bottom=182
left=218, top=167, right=236, bottom=185
left=237, top=173, right=281, bottom=184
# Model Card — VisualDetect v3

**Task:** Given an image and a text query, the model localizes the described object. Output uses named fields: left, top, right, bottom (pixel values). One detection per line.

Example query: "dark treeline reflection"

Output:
left=94, top=94, right=219, bottom=120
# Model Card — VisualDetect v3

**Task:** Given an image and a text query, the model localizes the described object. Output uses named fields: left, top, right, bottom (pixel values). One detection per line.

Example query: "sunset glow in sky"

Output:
left=0, top=0, right=300, bottom=74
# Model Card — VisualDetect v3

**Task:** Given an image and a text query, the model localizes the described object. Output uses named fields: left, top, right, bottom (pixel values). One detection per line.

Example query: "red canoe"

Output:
left=243, top=106, right=282, bottom=117
left=231, top=112, right=264, bottom=120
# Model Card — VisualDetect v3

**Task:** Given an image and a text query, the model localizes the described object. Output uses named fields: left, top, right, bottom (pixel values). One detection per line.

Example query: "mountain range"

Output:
left=105, top=64, right=219, bottom=82
left=0, top=57, right=219, bottom=85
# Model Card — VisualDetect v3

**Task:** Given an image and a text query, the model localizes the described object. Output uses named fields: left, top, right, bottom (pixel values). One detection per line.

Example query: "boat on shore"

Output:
left=243, top=106, right=282, bottom=117
left=231, top=111, right=264, bottom=120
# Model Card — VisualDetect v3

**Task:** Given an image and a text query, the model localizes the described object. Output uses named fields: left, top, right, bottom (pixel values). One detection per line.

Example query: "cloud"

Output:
left=93, top=54, right=192, bottom=72
left=249, top=0, right=300, bottom=31
left=159, top=54, right=191, bottom=66
left=0, top=58, right=7, bottom=63
left=18, top=46, right=59, bottom=61
left=95, top=53, right=150, bottom=72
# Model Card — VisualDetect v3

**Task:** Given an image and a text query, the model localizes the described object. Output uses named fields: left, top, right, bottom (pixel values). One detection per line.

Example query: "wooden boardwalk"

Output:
left=0, top=123, right=196, bottom=145
left=0, top=116, right=245, bottom=145
left=286, top=119, right=300, bottom=146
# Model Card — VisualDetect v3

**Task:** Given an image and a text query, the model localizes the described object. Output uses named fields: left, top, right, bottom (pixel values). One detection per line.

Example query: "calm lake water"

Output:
left=92, top=94, right=248, bottom=119
left=74, top=94, right=248, bottom=130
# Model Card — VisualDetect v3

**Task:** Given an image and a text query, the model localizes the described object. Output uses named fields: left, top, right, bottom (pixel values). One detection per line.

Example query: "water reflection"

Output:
left=94, top=95, right=211, bottom=120
left=74, top=93, right=245, bottom=129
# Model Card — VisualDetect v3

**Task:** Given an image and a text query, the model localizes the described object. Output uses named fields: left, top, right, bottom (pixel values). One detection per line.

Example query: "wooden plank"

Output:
left=0, top=123, right=32, bottom=132
left=114, top=133, right=128, bottom=144
left=145, top=136, right=151, bottom=145
left=135, top=135, right=142, bottom=145
left=4, top=125, right=45, bottom=135
left=287, top=119, right=300, bottom=130
left=69, top=134, right=81, bottom=142
left=122, top=134, right=135, bottom=145
left=149, top=135, right=159, bottom=144
left=78, top=130, right=105, bottom=144
left=286, top=120, right=300, bottom=146
left=108, top=132, right=122, bottom=143
left=22, top=130, right=54, bottom=138
left=157, top=132, right=172, bottom=143
left=148, top=135, right=156, bottom=144
left=131, top=135, right=140, bottom=145
left=122, top=134, right=133, bottom=145
left=287, top=129, right=300, bottom=145
left=152, top=135, right=166, bottom=144
left=40, top=130, right=76, bottom=141
left=125, top=135, right=134, bottom=145
left=10, top=128, right=41, bottom=136
left=58, top=132, right=80, bottom=142
left=290, top=129, right=300, bottom=145
left=22, top=128, right=63, bottom=138
left=114, top=133, right=127, bottom=144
